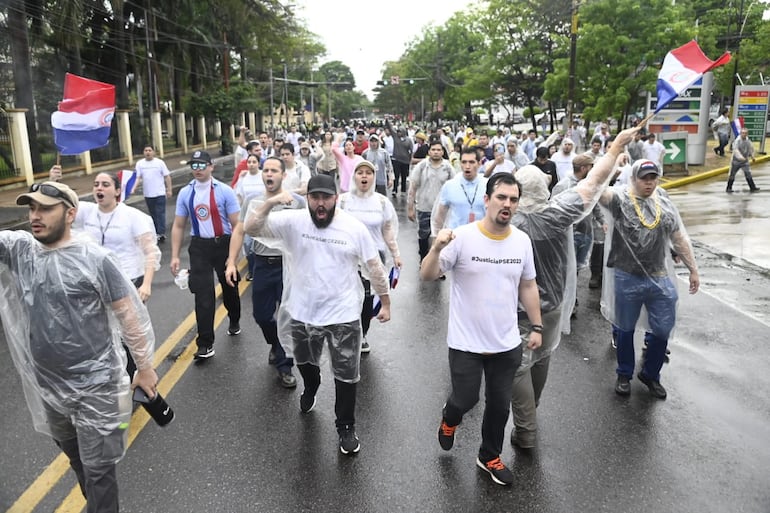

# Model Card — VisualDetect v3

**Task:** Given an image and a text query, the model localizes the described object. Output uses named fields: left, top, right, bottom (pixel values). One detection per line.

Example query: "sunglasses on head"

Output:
left=190, top=162, right=208, bottom=170
left=29, top=183, right=75, bottom=207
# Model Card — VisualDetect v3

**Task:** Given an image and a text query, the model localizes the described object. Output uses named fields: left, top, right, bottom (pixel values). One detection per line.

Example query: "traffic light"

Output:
left=407, top=79, right=415, bottom=85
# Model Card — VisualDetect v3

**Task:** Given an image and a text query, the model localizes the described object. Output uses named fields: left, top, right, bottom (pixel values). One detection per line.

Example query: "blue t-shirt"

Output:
left=175, top=178, right=240, bottom=237
left=440, top=175, right=487, bottom=229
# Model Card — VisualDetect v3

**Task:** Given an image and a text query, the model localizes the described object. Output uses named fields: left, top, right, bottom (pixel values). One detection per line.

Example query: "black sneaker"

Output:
left=476, top=457, right=514, bottom=486
left=157, top=235, right=166, bottom=243
left=637, top=372, right=667, bottom=399
left=194, top=345, right=215, bottom=360
left=615, top=375, right=631, bottom=396
left=611, top=332, right=617, bottom=349
left=227, top=321, right=241, bottom=336
left=361, top=338, right=371, bottom=353
left=300, top=391, right=316, bottom=413
left=588, top=274, right=601, bottom=289
left=268, top=348, right=277, bottom=365
left=438, top=420, right=457, bottom=450
left=338, top=425, right=361, bottom=455
left=279, top=372, right=297, bottom=388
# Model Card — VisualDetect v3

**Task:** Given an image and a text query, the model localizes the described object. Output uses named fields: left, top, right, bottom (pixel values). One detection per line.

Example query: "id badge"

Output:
left=468, top=212, right=475, bottom=223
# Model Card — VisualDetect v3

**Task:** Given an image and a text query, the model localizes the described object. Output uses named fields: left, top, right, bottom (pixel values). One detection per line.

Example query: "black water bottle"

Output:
left=133, top=387, right=175, bottom=427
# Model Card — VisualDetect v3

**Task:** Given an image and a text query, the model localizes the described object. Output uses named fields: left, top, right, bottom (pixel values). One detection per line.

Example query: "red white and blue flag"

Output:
left=731, top=116, right=745, bottom=137
left=51, top=73, right=115, bottom=155
left=117, top=170, right=137, bottom=202
left=655, top=41, right=731, bottom=113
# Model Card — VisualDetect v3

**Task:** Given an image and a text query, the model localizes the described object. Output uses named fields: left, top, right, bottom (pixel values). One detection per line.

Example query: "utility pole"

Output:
left=223, top=31, right=229, bottom=91
left=283, top=61, right=289, bottom=128
left=269, top=60, right=274, bottom=133
left=565, top=0, right=579, bottom=131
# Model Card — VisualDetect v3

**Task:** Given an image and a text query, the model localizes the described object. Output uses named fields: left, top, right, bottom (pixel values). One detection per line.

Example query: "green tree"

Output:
left=546, top=0, right=694, bottom=128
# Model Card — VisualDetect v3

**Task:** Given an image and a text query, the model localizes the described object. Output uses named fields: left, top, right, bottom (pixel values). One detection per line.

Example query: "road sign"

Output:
left=664, top=139, right=686, bottom=165
left=390, top=75, right=400, bottom=85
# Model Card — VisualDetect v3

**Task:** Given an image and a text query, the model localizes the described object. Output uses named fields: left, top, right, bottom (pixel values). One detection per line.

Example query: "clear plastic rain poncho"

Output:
left=243, top=202, right=388, bottom=383
left=338, top=176, right=400, bottom=270
left=0, top=231, right=154, bottom=465
left=512, top=161, right=616, bottom=372
left=599, top=184, right=692, bottom=336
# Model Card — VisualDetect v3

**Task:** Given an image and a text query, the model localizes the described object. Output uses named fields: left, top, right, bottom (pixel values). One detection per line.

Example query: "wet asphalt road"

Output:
left=1, top=162, right=769, bottom=513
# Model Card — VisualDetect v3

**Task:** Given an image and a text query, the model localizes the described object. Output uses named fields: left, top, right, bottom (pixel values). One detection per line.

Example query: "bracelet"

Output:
left=531, top=324, right=543, bottom=333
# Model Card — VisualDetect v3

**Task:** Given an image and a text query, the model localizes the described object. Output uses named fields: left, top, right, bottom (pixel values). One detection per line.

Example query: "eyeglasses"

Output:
left=190, top=162, right=208, bottom=170
left=29, top=183, right=75, bottom=207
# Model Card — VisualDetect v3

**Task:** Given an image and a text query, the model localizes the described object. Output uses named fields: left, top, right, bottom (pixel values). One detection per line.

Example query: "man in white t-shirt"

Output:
left=642, top=133, right=666, bottom=172
left=420, top=173, right=543, bottom=486
left=244, top=174, right=391, bottom=456
left=550, top=137, right=576, bottom=182
left=135, top=145, right=172, bottom=242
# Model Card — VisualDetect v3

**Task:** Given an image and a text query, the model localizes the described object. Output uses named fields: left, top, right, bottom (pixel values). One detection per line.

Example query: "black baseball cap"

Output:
left=307, top=174, right=337, bottom=195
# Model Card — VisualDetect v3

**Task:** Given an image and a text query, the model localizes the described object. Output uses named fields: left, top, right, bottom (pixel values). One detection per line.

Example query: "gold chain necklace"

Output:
left=628, top=189, right=661, bottom=229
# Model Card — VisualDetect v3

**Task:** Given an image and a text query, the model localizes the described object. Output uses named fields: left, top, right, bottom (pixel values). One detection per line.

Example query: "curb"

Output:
left=661, top=154, right=770, bottom=190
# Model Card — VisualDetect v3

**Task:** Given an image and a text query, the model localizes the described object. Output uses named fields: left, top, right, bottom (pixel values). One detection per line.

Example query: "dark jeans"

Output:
left=443, top=345, right=523, bottom=462
left=188, top=236, right=240, bottom=348
left=375, top=184, right=387, bottom=195
left=251, top=255, right=293, bottom=373
left=716, top=132, right=729, bottom=156
left=144, top=195, right=167, bottom=236
left=417, top=210, right=432, bottom=261
left=393, top=160, right=410, bottom=193
left=727, top=161, right=758, bottom=190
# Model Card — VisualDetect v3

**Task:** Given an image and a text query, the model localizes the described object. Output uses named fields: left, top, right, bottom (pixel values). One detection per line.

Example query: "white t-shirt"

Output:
left=74, top=202, right=156, bottom=280
left=439, top=222, right=536, bottom=353
left=284, top=162, right=311, bottom=193
left=642, top=141, right=666, bottom=171
left=338, top=192, right=396, bottom=256
left=266, top=209, right=379, bottom=325
left=483, top=159, right=515, bottom=176
left=550, top=152, right=575, bottom=181
left=234, top=172, right=265, bottom=204
left=135, top=158, right=170, bottom=197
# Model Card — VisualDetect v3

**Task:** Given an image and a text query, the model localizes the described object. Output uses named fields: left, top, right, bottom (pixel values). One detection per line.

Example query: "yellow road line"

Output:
left=6, top=263, right=248, bottom=513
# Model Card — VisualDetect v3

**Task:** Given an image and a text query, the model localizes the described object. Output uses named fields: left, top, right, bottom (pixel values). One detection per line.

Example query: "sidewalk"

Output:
left=0, top=152, right=235, bottom=230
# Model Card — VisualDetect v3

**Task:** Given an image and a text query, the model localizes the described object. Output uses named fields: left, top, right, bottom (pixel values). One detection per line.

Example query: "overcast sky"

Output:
left=293, top=0, right=471, bottom=100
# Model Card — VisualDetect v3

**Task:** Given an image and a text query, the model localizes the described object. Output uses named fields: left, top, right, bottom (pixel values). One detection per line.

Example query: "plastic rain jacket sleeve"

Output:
left=0, top=231, right=154, bottom=457
left=599, top=186, right=692, bottom=334
left=512, top=162, right=617, bottom=372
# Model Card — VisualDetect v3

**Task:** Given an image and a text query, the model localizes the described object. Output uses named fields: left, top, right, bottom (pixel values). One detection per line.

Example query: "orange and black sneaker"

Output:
left=476, top=456, right=514, bottom=486
left=438, top=420, right=457, bottom=450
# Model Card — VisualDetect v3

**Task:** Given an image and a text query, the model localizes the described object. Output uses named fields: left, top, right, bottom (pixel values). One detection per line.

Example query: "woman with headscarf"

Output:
left=338, top=160, right=401, bottom=353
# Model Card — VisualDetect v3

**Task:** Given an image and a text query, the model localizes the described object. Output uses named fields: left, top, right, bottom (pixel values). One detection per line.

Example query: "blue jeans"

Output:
left=251, top=256, right=292, bottom=373
left=613, top=269, right=678, bottom=381
left=574, top=231, right=592, bottom=270
left=144, top=196, right=167, bottom=236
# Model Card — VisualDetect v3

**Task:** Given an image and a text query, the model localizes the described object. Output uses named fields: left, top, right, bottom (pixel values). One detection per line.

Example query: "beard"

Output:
left=309, top=203, right=335, bottom=228
left=33, top=215, right=67, bottom=245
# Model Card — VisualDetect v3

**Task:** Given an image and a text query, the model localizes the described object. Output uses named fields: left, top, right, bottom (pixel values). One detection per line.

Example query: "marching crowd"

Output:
left=1, top=113, right=714, bottom=511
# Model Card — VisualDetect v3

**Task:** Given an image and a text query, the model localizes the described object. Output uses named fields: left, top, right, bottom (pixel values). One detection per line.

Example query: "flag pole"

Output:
left=638, top=112, right=656, bottom=127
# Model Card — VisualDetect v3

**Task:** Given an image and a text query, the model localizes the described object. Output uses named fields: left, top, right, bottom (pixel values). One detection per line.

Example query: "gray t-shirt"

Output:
left=606, top=187, right=680, bottom=276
